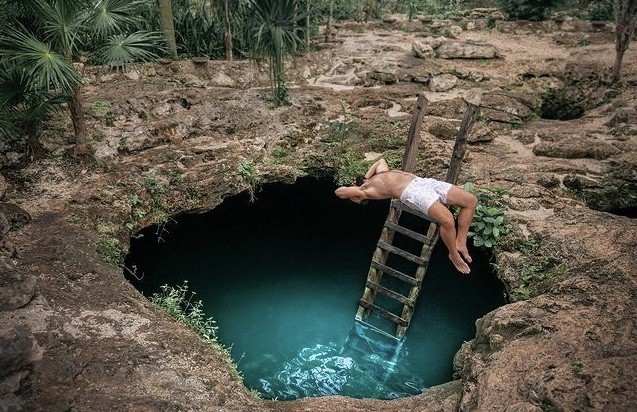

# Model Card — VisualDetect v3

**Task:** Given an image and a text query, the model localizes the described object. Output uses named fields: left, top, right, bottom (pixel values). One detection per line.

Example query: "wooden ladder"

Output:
left=355, top=199, right=440, bottom=338
left=355, top=93, right=481, bottom=339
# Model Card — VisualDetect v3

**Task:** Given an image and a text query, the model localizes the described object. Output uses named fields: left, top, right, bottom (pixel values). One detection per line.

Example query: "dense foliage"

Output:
left=1, top=0, right=635, bottom=157
left=496, top=0, right=561, bottom=21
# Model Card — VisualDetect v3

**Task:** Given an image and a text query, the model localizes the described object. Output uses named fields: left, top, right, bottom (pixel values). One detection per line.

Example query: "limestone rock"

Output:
left=412, top=41, right=435, bottom=59
left=447, top=25, right=463, bottom=38
left=419, top=35, right=448, bottom=49
left=0, top=271, right=36, bottom=311
left=0, top=203, right=31, bottom=232
left=533, top=139, right=620, bottom=160
left=428, top=119, right=458, bottom=140
left=210, top=71, right=236, bottom=88
left=480, top=92, right=535, bottom=124
left=125, top=70, right=140, bottom=81
left=0, top=325, right=41, bottom=412
left=369, top=68, right=399, bottom=84
left=468, top=123, right=496, bottom=144
left=429, top=73, right=458, bottom=92
left=437, top=40, right=499, bottom=59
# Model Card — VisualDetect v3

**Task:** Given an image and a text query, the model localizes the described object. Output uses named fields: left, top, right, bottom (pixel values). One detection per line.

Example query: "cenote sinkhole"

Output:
left=125, top=177, right=506, bottom=400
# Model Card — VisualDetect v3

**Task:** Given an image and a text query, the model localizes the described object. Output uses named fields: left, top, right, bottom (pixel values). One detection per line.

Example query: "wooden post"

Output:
left=445, top=94, right=481, bottom=185
left=402, top=94, right=428, bottom=173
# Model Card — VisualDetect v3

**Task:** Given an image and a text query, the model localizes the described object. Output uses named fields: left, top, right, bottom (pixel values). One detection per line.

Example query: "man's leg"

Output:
left=445, top=186, right=478, bottom=263
left=427, top=202, right=470, bottom=274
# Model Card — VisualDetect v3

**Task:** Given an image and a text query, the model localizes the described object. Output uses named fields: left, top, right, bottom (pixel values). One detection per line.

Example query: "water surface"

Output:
left=126, top=177, right=505, bottom=399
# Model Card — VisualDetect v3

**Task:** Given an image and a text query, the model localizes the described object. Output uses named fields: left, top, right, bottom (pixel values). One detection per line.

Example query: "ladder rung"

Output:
left=384, top=221, right=430, bottom=244
left=377, top=241, right=427, bottom=265
left=366, top=281, right=414, bottom=307
left=371, top=261, right=418, bottom=285
left=391, top=199, right=431, bottom=221
left=358, top=300, right=408, bottom=326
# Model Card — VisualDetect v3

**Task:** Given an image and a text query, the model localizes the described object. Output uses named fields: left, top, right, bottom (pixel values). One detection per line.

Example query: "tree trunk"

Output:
left=69, top=87, right=89, bottom=156
left=223, top=0, right=233, bottom=61
left=306, top=0, right=310, bottom=50
left=611, top=0, right=637, bottom=83
left=325, top=0, right=333, bottom=43
left=158, top=0, right=178, bottom=58
left=25, top=123, right=45, bottom=160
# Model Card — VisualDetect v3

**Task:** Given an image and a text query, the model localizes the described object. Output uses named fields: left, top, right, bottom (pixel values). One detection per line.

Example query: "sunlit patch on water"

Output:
left=249, top=322, right=427, bottom=400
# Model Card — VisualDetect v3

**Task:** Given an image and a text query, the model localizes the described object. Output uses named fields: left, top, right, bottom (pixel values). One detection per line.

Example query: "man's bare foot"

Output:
left=457, top=244, right=472, bottom=263
left=449, top=253, right=471, bottom=274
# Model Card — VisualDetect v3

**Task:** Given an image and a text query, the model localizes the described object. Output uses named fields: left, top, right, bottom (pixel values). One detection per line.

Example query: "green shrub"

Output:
left=238, top=160, right=261, bottom=201
left=497, top=0, right=560, bottom=21
left=150, top=281, right=219, bottom=343
left=588, top=0, right=613, bottom=21
left=321, top=102, right=360, bottom=143
left=97, top=236, right=124, bottom=266
left=464, top=182, right=512, bottom=248
left=336, top=152, right=369, bottom=186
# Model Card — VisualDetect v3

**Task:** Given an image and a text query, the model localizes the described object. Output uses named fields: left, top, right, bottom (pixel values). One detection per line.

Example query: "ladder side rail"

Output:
left=356, top=205, right=402, bottom=320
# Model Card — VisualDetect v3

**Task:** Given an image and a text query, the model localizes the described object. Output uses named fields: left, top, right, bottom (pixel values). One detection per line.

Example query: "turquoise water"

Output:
left=126, top=177, right=505, bottom=400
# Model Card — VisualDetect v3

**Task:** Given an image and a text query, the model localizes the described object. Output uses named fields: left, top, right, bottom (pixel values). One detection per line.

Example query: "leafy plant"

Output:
left=150, top=281, right=219, bottom=343
left=508, top=235, right=565, bottom=301
left=464, top=182, right=512, bottom=249
left=65, top=214, right=81, bottom=223
left=141, top=173, right=166, bottom=214
left=97, top=236, right=124, bottom=266
left=569, top=357, right=583, bottom=372
left=321, top=102, right=360, bottom=143
left=271, top=145, right=290, bottom=163
left=149, top=281, right=243, bottom=381
left=95, top=223, right=124, bottom=265
left=588, top=0, right=613, bottom=21
left=578, top=37, right=591, bottom=46
left=335, top=152, right=368, bottom=186
left=247, top=0, right=304, bottom=106
left=238, top=159, right=261, bottom=201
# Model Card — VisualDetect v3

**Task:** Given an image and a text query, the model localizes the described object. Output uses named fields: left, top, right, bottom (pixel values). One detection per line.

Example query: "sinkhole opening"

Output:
left=125, top=176, right=506, bottom=400
left=540, top=87, right=586, bottom=120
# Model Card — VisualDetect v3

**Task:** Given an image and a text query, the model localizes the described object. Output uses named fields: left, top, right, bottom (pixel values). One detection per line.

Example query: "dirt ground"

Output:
left=1, top=14, right=637, bottom=412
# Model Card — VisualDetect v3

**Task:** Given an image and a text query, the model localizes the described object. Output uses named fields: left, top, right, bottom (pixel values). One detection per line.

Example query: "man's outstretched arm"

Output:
left=335, top=186, right=367, bottom=203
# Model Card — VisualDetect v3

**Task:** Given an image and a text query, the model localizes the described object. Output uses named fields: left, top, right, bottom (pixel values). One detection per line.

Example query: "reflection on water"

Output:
left=253, top=322, right=425, bottom=400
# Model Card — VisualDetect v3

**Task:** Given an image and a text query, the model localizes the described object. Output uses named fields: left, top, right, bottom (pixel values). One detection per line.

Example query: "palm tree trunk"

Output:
left=69, top=88, right=89, bottom=155
left=26, top=123, right=45, bottom=159
left=611, top=0, right=637, bottom=83
left=325, top=0, right=333, bottom=43
left=223, top=0, right=233, bottom=61
left=306, top=0, right=310, bottom=50
left=159, top=0, right=178, bottom=58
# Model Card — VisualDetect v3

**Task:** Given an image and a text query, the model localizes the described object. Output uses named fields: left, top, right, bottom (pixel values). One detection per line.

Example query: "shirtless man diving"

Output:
left=335, top=158, right=478, bottom=274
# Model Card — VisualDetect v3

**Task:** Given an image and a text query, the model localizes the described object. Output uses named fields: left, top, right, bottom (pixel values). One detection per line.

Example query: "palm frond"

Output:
left=21, top=92, right=70, bottom=124
left=0, top=62, right=31, bottom=109
left=0, top=60, right=70, bottom=141
left=0, top=111, right=17, bottom=141
left=1, top=24, right=81, bottom=93
left=34, top=0, right=87, bottom=55
left=89, top=0, right=146, bottom=39
left=95, top=31, right=164, bottom=65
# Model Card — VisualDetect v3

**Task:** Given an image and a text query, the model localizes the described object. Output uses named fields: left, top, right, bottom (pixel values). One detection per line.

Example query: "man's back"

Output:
left=360, top=170, right=416, bottom=200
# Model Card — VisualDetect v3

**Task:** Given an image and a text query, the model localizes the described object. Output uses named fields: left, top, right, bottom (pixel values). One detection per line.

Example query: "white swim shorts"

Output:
left=399, top=177, right=452, bottom=214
